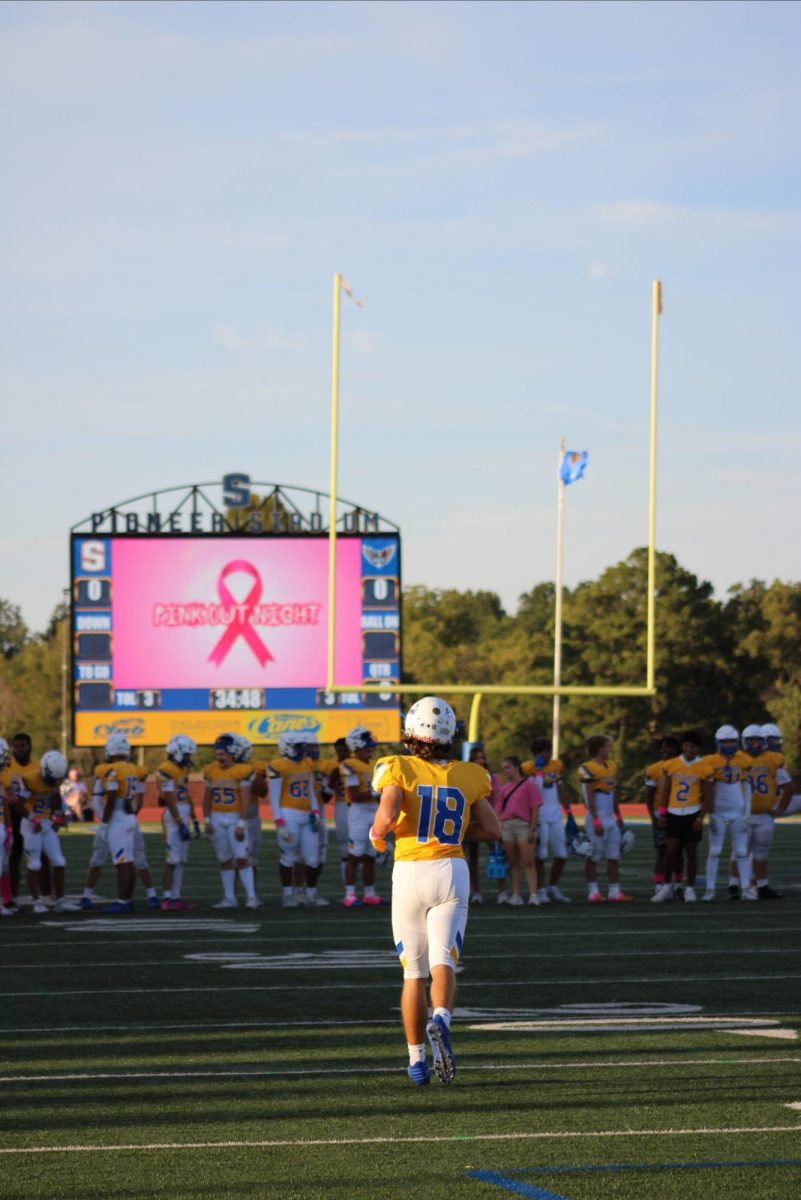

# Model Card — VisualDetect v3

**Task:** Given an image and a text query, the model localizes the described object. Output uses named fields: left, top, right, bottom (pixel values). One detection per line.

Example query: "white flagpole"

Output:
left=552, top=437, right=566, bottom=757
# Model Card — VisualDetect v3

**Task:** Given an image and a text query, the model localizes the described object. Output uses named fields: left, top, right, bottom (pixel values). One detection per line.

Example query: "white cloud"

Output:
left=599, top=199, right=801, bottom=237
left=588, top=261, right=614, bottom=279
left=212, top=322, right=309, bottom=354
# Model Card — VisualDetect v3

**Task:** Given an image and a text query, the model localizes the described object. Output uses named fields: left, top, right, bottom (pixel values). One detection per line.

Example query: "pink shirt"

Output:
left=494, top=776, right=543, bottom=824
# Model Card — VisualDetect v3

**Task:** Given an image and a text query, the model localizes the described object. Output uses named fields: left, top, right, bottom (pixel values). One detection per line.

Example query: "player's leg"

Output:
left=42, top=825, right=75, bottom=911
left=603, top=820, right=626, bottom=900
left=210, top=815, right=237, bottom=908
left=704, top=813, right=725, bottom=898
left=21, top=819, right=45, bottom=911
left=133, top=824, right=159, bottom=908
left=749, top=814, right=777, bottom=898
left=517, top=829, right=539, bottom=904
left=546, top=817, right=570, bottom=902
left=584, top=815, right=605, bottom=901
left=535, top=819, right=551, bottom=903
left=424, top=859, right=469, bottom=1084
left=392, top=861, right=432, bottom=1084
left=684, top=819, right=700, bottom=893
left=297, top=819, right=324, bottom=906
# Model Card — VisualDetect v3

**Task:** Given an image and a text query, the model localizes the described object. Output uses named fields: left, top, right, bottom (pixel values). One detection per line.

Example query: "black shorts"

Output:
left=651, top=818, right=666, bottom=850
left=666, top=811, right=702, bottom=847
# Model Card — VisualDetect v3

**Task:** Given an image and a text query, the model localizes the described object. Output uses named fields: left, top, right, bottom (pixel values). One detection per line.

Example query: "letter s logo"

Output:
left=222, top=473, right=251, bottom=510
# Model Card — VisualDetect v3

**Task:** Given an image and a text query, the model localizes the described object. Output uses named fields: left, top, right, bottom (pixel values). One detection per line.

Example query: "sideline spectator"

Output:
left=493, top=756, right=542, bottom=906
left=61, top=767, right=91, bottom=822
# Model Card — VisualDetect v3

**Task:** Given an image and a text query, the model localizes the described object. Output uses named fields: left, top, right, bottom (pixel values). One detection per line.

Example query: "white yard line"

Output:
left=2, top=1056, right=799, bottom=1084
left=6, top=972, right=801, bottom=997
left=1, top=1124, right=800, bottom=1155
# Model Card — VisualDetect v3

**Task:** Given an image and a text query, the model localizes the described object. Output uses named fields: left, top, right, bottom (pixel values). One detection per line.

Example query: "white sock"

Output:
left=587, top=882, right=600, bottom=896
left=282, top=886, right=294, bottom=897
left=736, top=857, right=751, bottom=890
left=239, top=866, right=256, bottom=900
left=433, top=1007, right=451, bottom=1028
left=221, top=870, right=236, bottom=901
left=756, top=878, right=768, bottom=888
left=608, top=883, right=620, bottom=899
left=408, top=1043, right=426, bottom=1065
left=306, top=887, right=317, bottom=899
left=81, top=888, right=94, bottom=900
left=172, top=865, right=183, bottom=899
left=146, top=887, right=157, bottom=899
left=163, top=890, right=172, bottom=900
left=364, top=885, right=376, bottom=898
left=345, top=884, right=356, bottom=899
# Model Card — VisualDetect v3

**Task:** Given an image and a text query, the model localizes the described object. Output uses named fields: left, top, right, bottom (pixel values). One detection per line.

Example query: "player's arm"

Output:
left=656, top=772, right=670, bottom=826
left=159, top=774, right=182, bottom=825
left=644, top=774, right=657, bottom=819
left=581, top=776, right=604, bottom=837
left=772, top=768, right=794, bottom=815
left=234, top=779, right=252, bottom=842
left=372, top=785, right=402, bottom=838
left=469, top=797, right=503, bottom=842
left=251, top=771, right=267, bottom=801
left=102, top=772, right=119, bottom=824
left=695, top=779, right=713, bottom=828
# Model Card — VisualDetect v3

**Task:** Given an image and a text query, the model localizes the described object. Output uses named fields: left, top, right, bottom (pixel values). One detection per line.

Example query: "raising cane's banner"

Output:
left=112, top=539, right=363, bottom=689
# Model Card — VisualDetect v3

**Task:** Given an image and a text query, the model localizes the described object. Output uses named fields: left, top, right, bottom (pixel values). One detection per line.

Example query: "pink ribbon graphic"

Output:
left=208, top=561, right=274, bottom=668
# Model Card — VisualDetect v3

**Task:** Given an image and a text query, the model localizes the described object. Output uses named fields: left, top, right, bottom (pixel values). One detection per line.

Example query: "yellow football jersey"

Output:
left=317, top=756, right=341, bottom=776
left=747, top=751, right=787, bottom=814
left=645, top=760, right=666, bottom=788
left=522, top=758, right=564, bottom=790
left=95, top=761, right=148, bottom=814
left=662, top=756, right=713, bottom=811
left=342, top=757, right=374, bottom=800
left=268, top=756, right=317, bottom=813
left=372, top=755, right=491, bottom=862
left=11, top=762, right=56, bottom=817
left=577, top=759, right=617, bottom=795
left=157, top=760, right=191, bottom=806
left=203, top=762, right=254, bottom=814
left=250, top=760, right=269, bottom=778
left=704, top=751, right=752, bottom=787
left=0, top=764, right=11, bottom=819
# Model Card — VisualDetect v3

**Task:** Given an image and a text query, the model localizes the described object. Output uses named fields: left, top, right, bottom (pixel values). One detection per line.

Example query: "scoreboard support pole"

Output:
left=327, top=273, right=343, bottom=693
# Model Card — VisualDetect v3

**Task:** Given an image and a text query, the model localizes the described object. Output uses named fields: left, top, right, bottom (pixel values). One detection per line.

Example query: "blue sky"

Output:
left=2, top=0, right=799, bottom=632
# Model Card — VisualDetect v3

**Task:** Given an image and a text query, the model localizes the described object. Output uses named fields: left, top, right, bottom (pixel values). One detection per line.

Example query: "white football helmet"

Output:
left=105, top=733, right=131, bottom=760
left=715, top=725, right=739, bottom=755
left=231, top=734, right=252, bottom=763
left=403, top=697, right=456, bottom=745
left=346, top=726, right=377, bottom=753
left=760, top=722, right=782, bottom=751
left=166, top=735, right=197, bottom=767
left=620, top=828, right=635, bottom=856
left=0, top=737, right=9, bottom=766
left=568, top=829, right=593, bottom=859
left=40, top=750, right=69, bottom=785
left=741, top=724, right=765, bottom=753
left=278, top=732, right=306, bottom=762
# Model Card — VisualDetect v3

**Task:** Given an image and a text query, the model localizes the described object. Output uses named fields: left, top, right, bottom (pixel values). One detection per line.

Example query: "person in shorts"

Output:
left=652, top=731, right=713, bottom=904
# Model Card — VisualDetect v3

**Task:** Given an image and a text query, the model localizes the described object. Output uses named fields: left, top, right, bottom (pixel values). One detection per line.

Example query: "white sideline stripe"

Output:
left=7, top=972, right=801, bottom=997
left=732, top=1029, right=799, bottom=1041
left=786, top=1102, right=801, bottom=1110
left=2, top=1124, right=800, bottom=1155
left=2, top=1056, right=799, bottom=1084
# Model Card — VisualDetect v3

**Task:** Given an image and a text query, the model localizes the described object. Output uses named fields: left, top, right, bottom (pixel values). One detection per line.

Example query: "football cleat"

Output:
left=32, top=900, right=48, bottom=914
left=508, top=894, right=524, bottom=906
left=469, top=892, right=483, bottom=905
left=742, top=887, right=759, bottom=901
left=527, top=894, right=540, bottom=906
left=0, top=905, right=14, bottom=917
left=496, top=891, right=510, bottom=905
left=281, top=894, right=299, bottom=908
left=169, top=899, right=196, bottom=911
left=212, top=898, right=238, bottom=909
left=426, top=1015, right=456, bottom=1085
left=106, top=900, right=134, bottom=913
left=245, top=897, right=262, bottom=909
left=53, top=898, right=79, bottom=912
left=650, top=884, right=673, bottom=904
left=608, top=892, right=634, bottom=903
left=758, top=884, right=783, bottom=899
left=588, top=891, right=606, bottom=903
left=304, top=895, right=331, bottom=907
left=407, top=1060, right=431, bottom=1086
left=728, top=885, right=741, bottom=900
left=547, top=887, right=572, bottom=904
left=683, top=886, right=697, bottom=902
left=702, top=891, right=715, bottom=901
left=146, top=895, right=161, bottom=910
left=342, top=896, right=362, bottom=908
left=362, top=894, right=387, bottom=906
left=79, top=896, right=94, bottom=910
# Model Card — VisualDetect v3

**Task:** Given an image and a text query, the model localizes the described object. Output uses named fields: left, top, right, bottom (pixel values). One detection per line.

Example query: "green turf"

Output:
left=1, top=824, right=799, bottom=1198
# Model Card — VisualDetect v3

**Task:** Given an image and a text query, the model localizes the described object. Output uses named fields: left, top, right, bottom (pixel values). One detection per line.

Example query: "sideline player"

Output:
left=578, top=735, right=630, bottom=903
left=13, top=750, right=79, bottom=913
left=0, top=739, right=14, bottom=915
left=369, top=697, right=502, bottom=1086
left=294, top=732, right=330, bottom=903
left=80, top=735, right=159, bottom=910
left=523, top=737, right=572, bottom=903
left=652, top=731, right=713, bottom=904
left=268, top=732, right=324, bottom=908
left=644, top=736, right=681, bottom=898
left=343, top=726, right=384, bottom=907
left=322, top=738, right=351, bottom=883
left=702, top=725, right=753, bottom=901
left=157, top=735, right=200, bottom=910
left=203, top=734, right=259, bottom=909
left=731, top=723, right=793, bottom=899
left=9, top=733, right=49, bottom=904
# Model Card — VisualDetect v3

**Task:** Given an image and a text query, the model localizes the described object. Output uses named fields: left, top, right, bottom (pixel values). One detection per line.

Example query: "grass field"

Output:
left=2, top=822, right=800, bottom=1199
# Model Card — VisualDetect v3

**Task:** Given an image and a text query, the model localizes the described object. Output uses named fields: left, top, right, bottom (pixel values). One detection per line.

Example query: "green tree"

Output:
left=0, top=599, right=28, bottom=659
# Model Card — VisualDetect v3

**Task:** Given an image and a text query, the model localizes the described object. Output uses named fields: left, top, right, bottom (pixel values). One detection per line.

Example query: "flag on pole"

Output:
left=559, top=450, right=589, bottom=486
left=340, top=278, right=365, bottom=308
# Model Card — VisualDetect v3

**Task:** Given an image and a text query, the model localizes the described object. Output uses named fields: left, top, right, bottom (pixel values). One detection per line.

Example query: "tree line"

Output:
left=0, top=548, right=798, bottom=795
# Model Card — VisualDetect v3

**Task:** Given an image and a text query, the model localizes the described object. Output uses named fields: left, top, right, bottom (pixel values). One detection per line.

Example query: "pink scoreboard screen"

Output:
left=71, top=535, right=401, bottom=746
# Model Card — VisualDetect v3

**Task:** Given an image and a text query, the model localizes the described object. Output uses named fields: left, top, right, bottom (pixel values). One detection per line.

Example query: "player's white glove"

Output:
left=275, top=818, right=295, bottom=850
left=368, top=826, right=387, bottom=853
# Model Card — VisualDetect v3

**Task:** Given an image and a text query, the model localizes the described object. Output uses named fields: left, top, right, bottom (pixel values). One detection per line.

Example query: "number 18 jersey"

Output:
left=372, top=756, right=491, bottom=862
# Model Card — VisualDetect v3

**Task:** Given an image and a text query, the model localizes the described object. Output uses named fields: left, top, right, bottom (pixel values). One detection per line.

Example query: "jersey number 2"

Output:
left=416, top=786, right=466, bottom=845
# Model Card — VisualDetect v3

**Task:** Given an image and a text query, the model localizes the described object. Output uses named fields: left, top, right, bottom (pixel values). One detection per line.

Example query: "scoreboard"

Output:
left=71, top=534, right=401, bottom=747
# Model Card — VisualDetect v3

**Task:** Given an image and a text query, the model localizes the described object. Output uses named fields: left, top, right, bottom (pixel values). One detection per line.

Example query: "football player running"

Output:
left=523, top=737, right=572, bottom=904
left=370, top=697, right=501, bottom=1086
left=342, top=726, right=384, bottom=907
left=157, top=735, right=200, bottom=910
left=652, top=731, right=713, bottom=904
left=701, top=726, right=753, bottom=900
left=268, top=733, right=324, bottom=908
left=80, top=735, right=159, bottom=911
left=203, top=735, right=260, bottom=909
left=731, top=723, right=793, bottom=899
left=12, top=750, right=78, bottom=913
left=578, top=736, right=630, bottom=903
